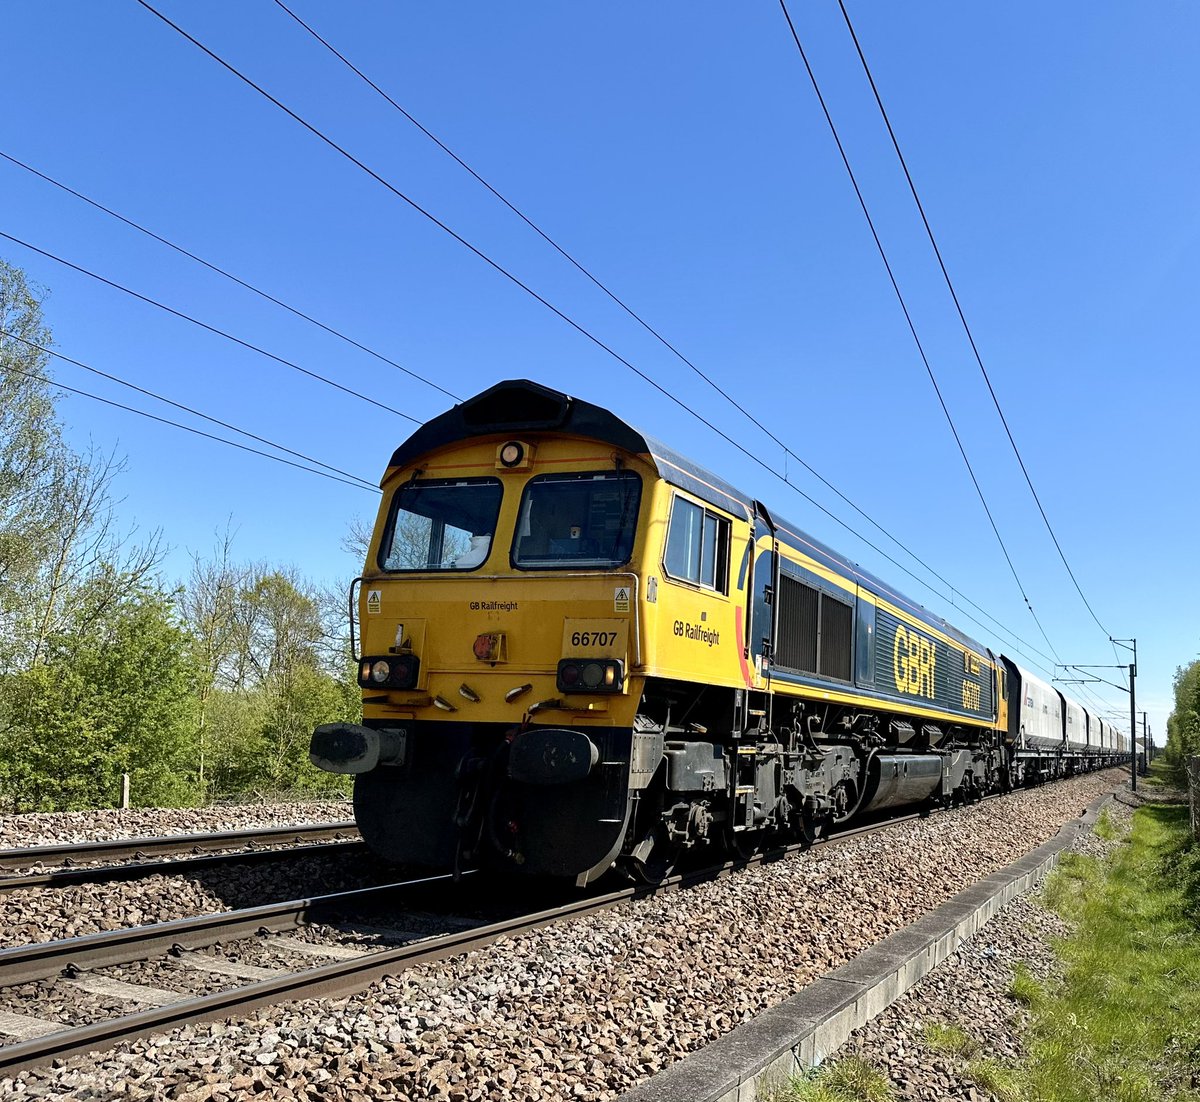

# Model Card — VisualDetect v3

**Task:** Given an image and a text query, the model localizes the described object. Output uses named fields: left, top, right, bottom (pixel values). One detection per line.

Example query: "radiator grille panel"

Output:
left=776, top=574, right=818, bottom=673
left=819, top=594, right=853, bottom=681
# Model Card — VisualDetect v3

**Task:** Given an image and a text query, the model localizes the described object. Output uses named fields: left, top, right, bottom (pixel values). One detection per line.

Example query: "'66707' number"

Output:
left=571, top=631, right=618, bottom=647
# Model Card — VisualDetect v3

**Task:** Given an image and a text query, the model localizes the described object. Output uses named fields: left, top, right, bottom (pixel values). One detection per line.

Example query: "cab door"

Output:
left=750, top=500, right=779, bottom=710
left=992, top=652, right=1008, bottom=740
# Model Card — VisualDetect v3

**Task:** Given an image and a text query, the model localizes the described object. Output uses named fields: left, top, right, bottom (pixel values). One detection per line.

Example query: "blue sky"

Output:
left=3, top=2, right=1195, bottom=742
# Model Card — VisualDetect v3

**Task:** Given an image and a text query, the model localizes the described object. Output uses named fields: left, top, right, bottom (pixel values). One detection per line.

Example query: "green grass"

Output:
left=1007, top=961, right=1046, bottom=1008
left=784, top=798, right=1200, bottom=1102
left=1143, top=757, right=1185, bottom=789
left=964, top=1057, right=1022, bottom=1102
left=1015, top=801, right=1200, bottom=1101
left=783, top=1057, right=895, bottom=1102
left=1094, top=806, right=1118, bottom=841
left=922, top=1021, right=978, bottom=1057
left=1039, top=850, right=1103, bottom=915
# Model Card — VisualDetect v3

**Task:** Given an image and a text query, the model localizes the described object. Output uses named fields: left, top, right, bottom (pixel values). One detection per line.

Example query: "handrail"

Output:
left=348, top=576, right=363, bottom=662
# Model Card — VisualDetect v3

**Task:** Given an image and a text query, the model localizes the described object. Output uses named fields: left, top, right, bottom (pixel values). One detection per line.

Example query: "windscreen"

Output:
left=379, top=478, right=503, bottom=572
left=512, top=471, right=641, bottom=569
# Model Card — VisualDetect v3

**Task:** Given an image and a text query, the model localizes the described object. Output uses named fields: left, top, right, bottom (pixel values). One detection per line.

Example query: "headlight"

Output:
left=581, top=663, right=613, bottom=689
left=357, top=654, right=420, bottom=690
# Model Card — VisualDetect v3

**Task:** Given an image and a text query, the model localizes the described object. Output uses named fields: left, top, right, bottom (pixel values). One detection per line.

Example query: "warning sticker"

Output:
left=366, top=590, right=382, bottom=615
left=613, top=586, right=630, bottom=613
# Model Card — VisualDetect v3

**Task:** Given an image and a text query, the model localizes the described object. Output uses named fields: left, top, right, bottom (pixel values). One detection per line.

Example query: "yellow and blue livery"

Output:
left=310, top=380, right=1125, bottom=883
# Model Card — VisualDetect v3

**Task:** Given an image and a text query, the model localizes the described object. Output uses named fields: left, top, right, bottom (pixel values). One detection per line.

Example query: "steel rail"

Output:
left=0, top=784, right=1073, bottom=1076
left=0, top=821, right=358, bottom=872
left=0, top=875, right=456, bottom=987
left=0, top=839, right=367, bottom=895
left=0, top=855, right=760, bottom=1076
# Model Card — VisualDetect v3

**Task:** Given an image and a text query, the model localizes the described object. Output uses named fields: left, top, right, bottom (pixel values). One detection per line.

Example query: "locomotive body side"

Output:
left=311, top=380, right=1124, bottom=882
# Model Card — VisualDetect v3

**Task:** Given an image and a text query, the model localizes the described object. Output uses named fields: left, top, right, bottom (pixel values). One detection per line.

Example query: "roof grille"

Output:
left=459, top=380, right=569, bottom=430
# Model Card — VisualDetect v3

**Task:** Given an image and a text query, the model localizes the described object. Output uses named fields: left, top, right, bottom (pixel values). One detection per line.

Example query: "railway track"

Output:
left=0, top=806, right=950, bottom=1077
left=0, top=871, right=510, bottom=1075
left=0, top=822, right=362, bottom=894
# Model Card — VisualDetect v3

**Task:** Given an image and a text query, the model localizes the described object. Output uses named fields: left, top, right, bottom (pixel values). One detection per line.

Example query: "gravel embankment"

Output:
left=0, top=801, right=352, bottom=851
left=821, top=798, right=1128, bottom=1101
left=0, top=770, right=1122, bottom=1101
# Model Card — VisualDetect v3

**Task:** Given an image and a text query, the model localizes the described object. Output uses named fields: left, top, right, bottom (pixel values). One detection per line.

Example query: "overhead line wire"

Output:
left=2, top=147, right=1060, bottom=677
left=6, top=50, right=1048, bottom=674
left=133, top=0, right=1068, bottom=680
left=262, top=0, right=1061, bottom=672
left=0, top=229, right=420, bottom=423
left=775, top=0, right=1062, bottom=666
left=269, top=0, right=783, bottom=444
left=0, top=150, right=459, bottom=404
left=1, top=328, right=379, bottom=490
left=0, top=349, right=380, bottom=493
left=833, top=0, right=1115, bottom=644
left=133, top=0, right=743, bottom=437
left=833, top=1, right=1126, bottom=701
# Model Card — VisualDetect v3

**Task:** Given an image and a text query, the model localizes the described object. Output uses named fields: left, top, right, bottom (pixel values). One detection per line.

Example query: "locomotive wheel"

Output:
left=620, top=823, right=679, bottom=884
left=798, top=805, right=829, bottom=845
left=723, top=826, right=761, bottom=862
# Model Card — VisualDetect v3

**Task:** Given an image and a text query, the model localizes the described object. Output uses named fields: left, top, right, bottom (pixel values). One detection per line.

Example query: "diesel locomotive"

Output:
left=310, top=380, right=1128, bottom=885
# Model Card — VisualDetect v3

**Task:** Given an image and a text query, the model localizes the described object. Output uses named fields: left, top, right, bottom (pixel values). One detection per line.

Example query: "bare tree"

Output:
left=180, top=526, right=247, bottom=793
left=340, top=516, right=373, bottom=565
left=0, top=263, right=164, bottom=675
left=26, top=445, right=164, bottom=667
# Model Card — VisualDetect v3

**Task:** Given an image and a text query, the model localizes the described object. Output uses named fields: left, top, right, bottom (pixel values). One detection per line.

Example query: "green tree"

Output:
left=0, top=578, right=199, bottom=810
left=181, top=528, right=247, bottom=798
left=1165, top=660, right=1200, bottom=764
left=1, top=258, right=356, bottom=810
left=0, top=259, right=178, bottom=811
left=203, top=685, right=270, bottom=796
left=185, top=562, right=355, bottom=799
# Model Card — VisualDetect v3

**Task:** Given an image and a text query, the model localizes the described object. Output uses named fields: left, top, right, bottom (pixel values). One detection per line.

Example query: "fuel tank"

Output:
left=857, top=753, right=942, bottom=813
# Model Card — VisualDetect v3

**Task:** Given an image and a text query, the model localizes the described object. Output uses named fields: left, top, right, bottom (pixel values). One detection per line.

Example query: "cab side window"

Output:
left=664, top=496, right=729, bottom=593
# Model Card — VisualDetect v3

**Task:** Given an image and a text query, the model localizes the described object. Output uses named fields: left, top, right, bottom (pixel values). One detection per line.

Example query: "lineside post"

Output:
left=1129, top=651, right=1137, bottom=793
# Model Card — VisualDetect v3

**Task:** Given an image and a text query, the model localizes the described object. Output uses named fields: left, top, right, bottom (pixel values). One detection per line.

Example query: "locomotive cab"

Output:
left=312, top=381, right=676, bottom=883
